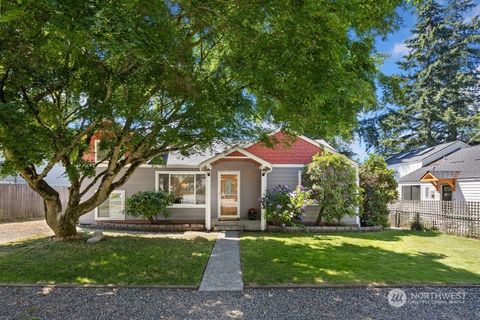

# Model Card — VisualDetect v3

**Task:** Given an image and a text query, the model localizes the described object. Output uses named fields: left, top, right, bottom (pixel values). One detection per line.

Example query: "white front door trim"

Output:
left=217, top=170, right=241, bottom=219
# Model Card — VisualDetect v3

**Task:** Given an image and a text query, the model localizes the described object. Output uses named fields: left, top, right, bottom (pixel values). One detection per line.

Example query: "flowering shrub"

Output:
left=261, top=185, right=312, bottom=226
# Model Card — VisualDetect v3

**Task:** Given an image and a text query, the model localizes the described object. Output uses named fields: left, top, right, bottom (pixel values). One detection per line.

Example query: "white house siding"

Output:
left=397, top=182, right=440, bottom=201
left=388, top=162, right=422, bottom=179
left=455, top=179, right=480, bottom=202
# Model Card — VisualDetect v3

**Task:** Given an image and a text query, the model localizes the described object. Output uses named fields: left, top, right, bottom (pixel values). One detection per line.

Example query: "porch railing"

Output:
left=388, top=200, right=480, bottom=238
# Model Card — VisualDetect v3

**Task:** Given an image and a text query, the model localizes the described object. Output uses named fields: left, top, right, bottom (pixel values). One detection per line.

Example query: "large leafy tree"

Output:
left=361, top=0, right=480, bottom=155
left=0, top=0, right=401, bottom=238
left=304, top=153, right=361, bottom=225
left=359, top=154, right=397, bottom=227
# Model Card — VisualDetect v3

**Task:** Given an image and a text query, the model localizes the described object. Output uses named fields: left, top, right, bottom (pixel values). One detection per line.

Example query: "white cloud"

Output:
left=464, top=5, right=480, bottom=23
left=391, top=42, right=410, bottom=58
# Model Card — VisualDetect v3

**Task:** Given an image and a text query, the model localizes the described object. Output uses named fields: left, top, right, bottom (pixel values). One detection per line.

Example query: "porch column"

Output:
left=260, top=166, right=270, bottom=231
left=205, top=165, right=212, bottom=231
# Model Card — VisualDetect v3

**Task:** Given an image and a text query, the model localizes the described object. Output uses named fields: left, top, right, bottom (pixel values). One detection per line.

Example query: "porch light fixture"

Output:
left=261, top=167, right=268, bottom=176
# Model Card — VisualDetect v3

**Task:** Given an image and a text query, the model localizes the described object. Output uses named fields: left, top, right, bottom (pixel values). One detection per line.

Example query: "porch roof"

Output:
left=198, top=146, right=272, bottom=169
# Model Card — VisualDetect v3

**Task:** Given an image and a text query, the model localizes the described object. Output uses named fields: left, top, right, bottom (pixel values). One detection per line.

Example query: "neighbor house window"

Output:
left=402, top=185, right=421, bottom=201
left=97, top=190, right=125, bottom=219
left=156, top=172, right=206, bottom=206
left=425, top=186, right=431, bottom=199
left=94, top=140, right=108, bottom=163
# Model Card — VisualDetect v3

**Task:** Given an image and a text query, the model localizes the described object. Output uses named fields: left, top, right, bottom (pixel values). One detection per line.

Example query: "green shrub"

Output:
left=359, top=154, right=398, bottom=227
left=304, top=153, right=361, bottom=225
left=125, top=191, right=174, bottom=223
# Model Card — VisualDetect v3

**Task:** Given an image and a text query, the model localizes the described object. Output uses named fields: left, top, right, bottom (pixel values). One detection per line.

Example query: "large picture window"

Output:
left=401, top=185, right=421, bottom=201
left=156, top=172, right=206, bottom=206
left=96, top=190, right=125, bottom=219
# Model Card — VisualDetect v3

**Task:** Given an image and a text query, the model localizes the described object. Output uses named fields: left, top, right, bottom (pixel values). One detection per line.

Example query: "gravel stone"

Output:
left=0, top=286, right=478, bottom=320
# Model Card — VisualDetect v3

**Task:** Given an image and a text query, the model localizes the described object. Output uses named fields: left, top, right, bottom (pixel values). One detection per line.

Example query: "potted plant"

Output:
left=247, top=208, right=257, bottom=220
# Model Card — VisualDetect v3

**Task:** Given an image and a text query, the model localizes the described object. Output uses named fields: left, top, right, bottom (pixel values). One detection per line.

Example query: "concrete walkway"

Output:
left=199, top=231, right=244, bottom=291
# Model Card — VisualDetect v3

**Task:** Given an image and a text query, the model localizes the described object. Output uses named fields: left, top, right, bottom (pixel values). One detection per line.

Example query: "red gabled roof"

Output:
left=245, top=131, right=322, bottom=164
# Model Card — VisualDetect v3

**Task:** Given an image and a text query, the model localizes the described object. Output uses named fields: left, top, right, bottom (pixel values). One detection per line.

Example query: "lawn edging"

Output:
left=266, top=225, right=382, bottom=233
left=0, top=283, right=198, bottom=289
left=80, top=222, right=205, bottom=232
left=245, top=283, right=480, bottom=289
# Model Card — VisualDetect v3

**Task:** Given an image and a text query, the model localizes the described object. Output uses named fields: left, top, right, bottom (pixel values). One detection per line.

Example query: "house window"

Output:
left=402, top=185, right=421, bottom=201
left=94, top=140, right=108, bottom=163
left=156, top=172, right=206, bottom=206
left=425, top=186, right=431, bottom=199
left=97, top=190, right=125, bottom=219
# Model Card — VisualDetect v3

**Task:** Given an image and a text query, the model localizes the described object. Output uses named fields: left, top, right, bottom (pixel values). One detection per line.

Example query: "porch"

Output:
left=200, top=146, right=273, bottom=231
left=212, top=219, right=262, bottom=231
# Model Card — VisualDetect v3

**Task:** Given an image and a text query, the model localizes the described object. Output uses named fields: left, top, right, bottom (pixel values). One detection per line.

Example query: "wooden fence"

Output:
left=0, top=183, right=69, bottom=220
left=389, top=200, right=480, bottom=238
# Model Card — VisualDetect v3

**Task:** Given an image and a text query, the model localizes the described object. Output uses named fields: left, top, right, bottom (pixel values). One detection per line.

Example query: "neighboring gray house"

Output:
left=386, top=140, right=469, bottom=179
left=0, top=162, right=70, bottom=187
left=79, top=131, right=359, bottom=230
left=387, top=143, right=480, bottom=202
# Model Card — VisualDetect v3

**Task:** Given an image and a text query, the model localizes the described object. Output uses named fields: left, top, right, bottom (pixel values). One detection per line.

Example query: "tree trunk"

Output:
left=44, top=198, right=79, bottom=239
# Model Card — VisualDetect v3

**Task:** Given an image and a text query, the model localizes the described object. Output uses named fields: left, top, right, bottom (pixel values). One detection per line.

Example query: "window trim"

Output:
left=95, top=190, right=126, bottom=220
left=298, top=170, right=302, bottom=186
left=401, top=184, right=421, bottom=201
left=94, top=140, right=106, bottom=163
left=155, top=171, right=206, bottom=208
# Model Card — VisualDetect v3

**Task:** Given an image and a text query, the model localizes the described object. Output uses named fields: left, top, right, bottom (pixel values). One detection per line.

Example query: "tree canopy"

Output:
left=360, top=0, right=480, bottom=155
left=0, top=0, right=402, bottom=237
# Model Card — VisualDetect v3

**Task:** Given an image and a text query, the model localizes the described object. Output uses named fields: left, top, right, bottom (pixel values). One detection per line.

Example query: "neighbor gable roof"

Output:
left=386, top=141, right=468, bottom=165
left=398, top=145, right=480, bottom=183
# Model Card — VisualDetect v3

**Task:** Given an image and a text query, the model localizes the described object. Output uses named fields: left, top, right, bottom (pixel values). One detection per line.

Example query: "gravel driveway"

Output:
left=0, top=220, right=52, bottom=244
left=1, top=286, right=478, bottom=320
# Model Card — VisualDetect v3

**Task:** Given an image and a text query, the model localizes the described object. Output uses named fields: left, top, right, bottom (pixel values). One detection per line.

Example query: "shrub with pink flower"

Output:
left=260, top=185, right=312, bottom=226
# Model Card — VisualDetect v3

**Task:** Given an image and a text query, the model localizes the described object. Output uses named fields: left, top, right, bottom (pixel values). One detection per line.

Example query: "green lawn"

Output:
left=241, top=231, right=480, bottom=285
left=0, top=234, right=215, bottom=285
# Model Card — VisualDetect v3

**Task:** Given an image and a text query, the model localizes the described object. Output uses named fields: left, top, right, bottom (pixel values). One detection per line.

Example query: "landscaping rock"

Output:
left=86, top=231, right=105, bottom=244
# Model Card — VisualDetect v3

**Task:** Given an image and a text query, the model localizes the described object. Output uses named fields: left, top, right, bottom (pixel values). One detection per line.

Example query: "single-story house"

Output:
left=79, top=131, right=360, bottom=230
left=387, top=144, right=480, bottom=202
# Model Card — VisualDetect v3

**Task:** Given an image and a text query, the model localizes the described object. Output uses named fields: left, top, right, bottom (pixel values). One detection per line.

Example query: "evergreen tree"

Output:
left=361, top=0, right=480, bottom=155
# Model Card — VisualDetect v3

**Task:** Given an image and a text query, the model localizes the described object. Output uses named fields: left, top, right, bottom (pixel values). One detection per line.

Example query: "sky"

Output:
left=350, top=1, right=480, bottom=162
left=350, top=5, right=416, bottom=162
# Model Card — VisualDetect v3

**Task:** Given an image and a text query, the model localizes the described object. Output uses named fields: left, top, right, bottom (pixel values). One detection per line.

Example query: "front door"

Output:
left=219, top=172, right=240, bottom=218
left=441, top=185, right=453, bottom=201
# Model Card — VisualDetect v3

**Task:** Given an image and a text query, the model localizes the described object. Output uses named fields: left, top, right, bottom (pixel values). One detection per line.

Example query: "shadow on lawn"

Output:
left=0, top=235, right=212, bottom=285
left=242, top=236, right=480, bottom=285
left=327, top=229, right=443, bottom=242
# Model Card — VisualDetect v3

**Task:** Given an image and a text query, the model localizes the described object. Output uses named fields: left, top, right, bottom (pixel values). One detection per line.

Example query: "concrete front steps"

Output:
left=213, top=219, right=261, bottom=231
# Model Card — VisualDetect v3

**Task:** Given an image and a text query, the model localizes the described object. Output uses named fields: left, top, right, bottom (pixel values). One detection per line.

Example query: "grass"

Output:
left=241, top=230, right=480, bottom=285
left=0, top=234, right=215, bottom=285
